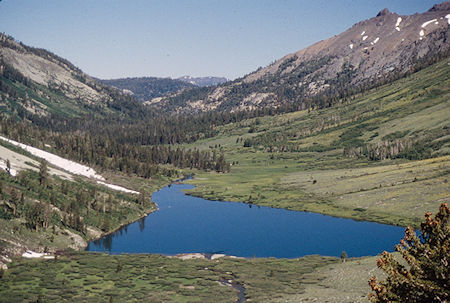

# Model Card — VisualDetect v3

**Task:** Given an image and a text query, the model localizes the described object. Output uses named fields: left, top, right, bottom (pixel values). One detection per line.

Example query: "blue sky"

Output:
left=0, top=0, right=442, bottom=80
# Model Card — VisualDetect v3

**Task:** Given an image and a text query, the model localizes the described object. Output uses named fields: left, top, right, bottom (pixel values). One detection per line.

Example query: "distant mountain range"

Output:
left=100, top=77, right=196, bottom=102
left=100, top=76, right=228, bottom=102
left=177, top=76, right=228, bottom=87
left=1, top=3, right=449, bottom=116
left=150, top=2, right=450, bottom=113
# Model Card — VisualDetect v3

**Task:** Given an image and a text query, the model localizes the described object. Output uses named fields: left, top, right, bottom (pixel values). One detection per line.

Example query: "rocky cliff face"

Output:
left=0, top=34, right=113, bottom=103
left=152, top=3, right=450, bottom=114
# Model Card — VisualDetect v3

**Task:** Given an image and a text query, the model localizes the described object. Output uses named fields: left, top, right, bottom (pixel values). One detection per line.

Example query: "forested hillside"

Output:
left=0, top=33, right=231, bottom=175
left=0, top=33, right=230, bottom=265
left=100, top=77, right=195, bottom=102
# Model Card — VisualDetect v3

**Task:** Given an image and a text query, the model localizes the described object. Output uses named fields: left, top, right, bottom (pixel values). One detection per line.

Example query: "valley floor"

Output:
left=0, top=58, right=448, bottom=303
left=184, top=59, right=450, bottom=228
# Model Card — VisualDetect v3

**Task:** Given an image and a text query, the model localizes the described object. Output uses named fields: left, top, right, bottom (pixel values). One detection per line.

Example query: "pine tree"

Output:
left=6, top=159, right=11, bottom=175
left=341, top=251, right=348, bottom=263
left=102, top=217, right=110, bottom=232
left=39, top=159, right=48, bottom=187
left=10, top=188, right=19, bottom=215
left=369, top=203, right=449, bottom=302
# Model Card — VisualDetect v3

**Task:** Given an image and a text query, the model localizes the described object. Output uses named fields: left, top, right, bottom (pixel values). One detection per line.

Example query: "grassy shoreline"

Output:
left=184, top=182, right=413, bottom=227
left=181, top=60, right=449, bottom=228
left=184, top=154, right=449, bottom=228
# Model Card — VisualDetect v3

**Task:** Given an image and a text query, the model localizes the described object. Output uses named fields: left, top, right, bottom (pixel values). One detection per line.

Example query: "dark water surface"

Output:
left=87, top=182, right=405, bottom=258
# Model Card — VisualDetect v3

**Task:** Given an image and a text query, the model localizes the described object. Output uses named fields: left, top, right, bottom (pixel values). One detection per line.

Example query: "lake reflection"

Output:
left=87, top=182, right=405, bottom=258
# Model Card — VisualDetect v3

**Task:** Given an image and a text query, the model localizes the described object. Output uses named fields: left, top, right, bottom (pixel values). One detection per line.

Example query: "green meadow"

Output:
left=0, top=251, right=358, bottom=303
left=184, top=59, right=450, bottom=227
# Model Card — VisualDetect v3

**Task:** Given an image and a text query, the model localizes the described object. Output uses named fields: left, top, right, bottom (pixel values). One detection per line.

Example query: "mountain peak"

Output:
left=377, top=8, right=391, bottom=17
left=428, top=1, right=450, bottom=12
left=151, top=3, right=450, bottom=114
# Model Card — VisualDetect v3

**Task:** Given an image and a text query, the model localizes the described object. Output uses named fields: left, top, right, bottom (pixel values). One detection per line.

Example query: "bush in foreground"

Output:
left=369, top=203, right=449, bottom=302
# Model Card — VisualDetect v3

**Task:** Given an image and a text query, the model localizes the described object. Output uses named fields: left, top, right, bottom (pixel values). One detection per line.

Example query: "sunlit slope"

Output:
left=0, top=33, right=143, bottom=120
left=184, top=59, right=450, bottom=227
left=151, top=4, right=450, bottom=114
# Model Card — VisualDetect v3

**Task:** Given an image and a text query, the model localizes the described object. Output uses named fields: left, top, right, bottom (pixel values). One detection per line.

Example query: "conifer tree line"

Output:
left=0, top=116, right=231, bottom=176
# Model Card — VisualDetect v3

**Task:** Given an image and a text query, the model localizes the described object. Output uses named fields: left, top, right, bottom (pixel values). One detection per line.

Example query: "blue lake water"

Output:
left=86, top=182, right=405, bottom=258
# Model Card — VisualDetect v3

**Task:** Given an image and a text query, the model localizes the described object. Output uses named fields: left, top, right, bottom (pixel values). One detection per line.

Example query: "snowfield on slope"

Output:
left=0, top=159, right=17, bottom=176
left=0, top=135, right=139, bottom=194
left=22, top=251, right=54, bottom=259
left=422, top=19, right=437, bottom=28
left=97, top=181, right=139, bottom=195
left=0, top=135, right=104, bottom=180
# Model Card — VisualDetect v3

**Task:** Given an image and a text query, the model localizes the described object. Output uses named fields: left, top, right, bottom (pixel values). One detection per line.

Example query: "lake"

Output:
left=86, top=181, right=405, bottom=258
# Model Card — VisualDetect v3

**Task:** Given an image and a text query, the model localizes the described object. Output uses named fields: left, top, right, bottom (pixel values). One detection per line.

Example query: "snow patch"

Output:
left=349, top=43, right=354, bottom=49
left=445, top=14, right=450, bottom=25
left=96, top=181, right=139, bottom=195
left=395, top=17, right=402, bottom=27
left=0, top=160, right=17, bottom=176
left=22, top=251, right=44, bottom=258
left=371, top=37, right=380, bottom=45
left=0, top=135, right=105, bottom=180
left=419, top=29, right=424, bottom=37
left=362, top=35, right=368, bottom=41
left=22, top=251, right=53, bottom=259
left=421, top=19, right=437, bottom=28
left=360, top=31, right=366, bottom=36
left=395, top=27, right=400, bottom=31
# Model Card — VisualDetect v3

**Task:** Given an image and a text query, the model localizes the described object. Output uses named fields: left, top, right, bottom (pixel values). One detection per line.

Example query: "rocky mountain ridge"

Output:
left=150, top=3, right=450, bottom=114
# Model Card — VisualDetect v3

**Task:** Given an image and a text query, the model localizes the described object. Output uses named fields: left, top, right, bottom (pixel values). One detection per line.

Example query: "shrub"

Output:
left=369, top=203, right=449, bottom=302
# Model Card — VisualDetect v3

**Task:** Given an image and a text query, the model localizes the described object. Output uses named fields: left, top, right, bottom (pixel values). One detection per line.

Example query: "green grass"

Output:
left=0, top=251, right=340, bottom=302
left=274, top=255, right=385, bottom=303
left=183, top=59, right=450, bottom=227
